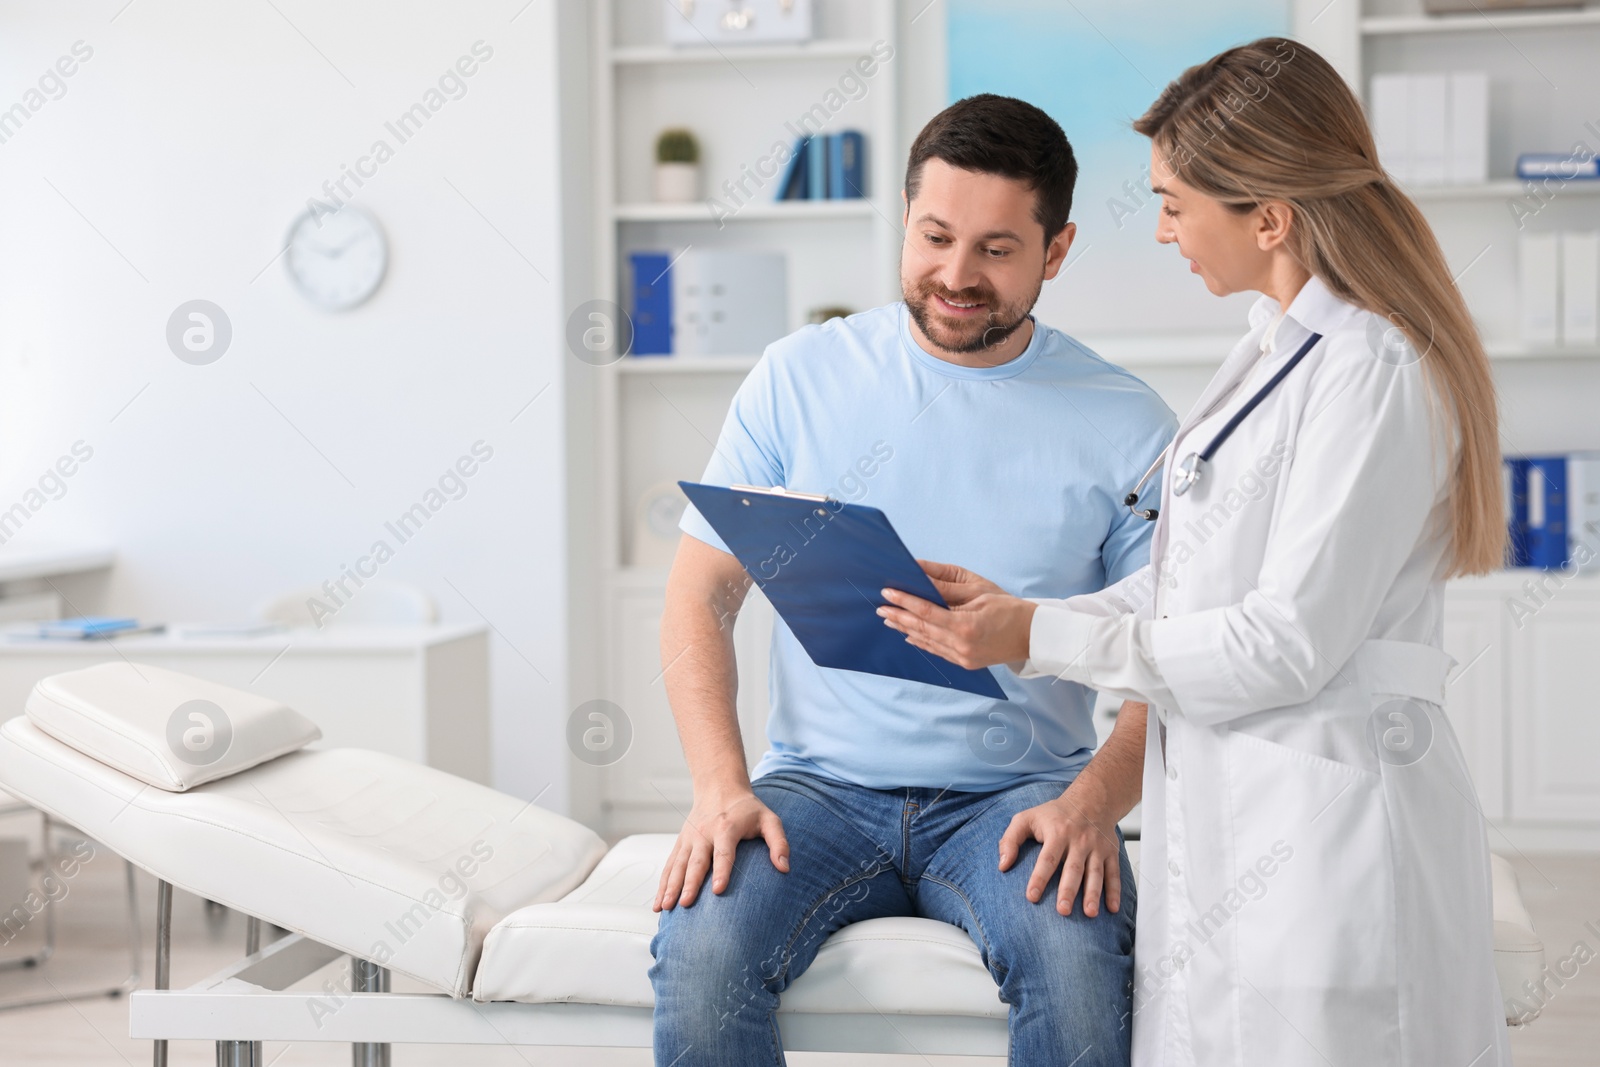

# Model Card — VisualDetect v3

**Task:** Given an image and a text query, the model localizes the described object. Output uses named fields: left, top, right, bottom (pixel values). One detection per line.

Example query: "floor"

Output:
left=0, top=827, right=1595, bottom=1066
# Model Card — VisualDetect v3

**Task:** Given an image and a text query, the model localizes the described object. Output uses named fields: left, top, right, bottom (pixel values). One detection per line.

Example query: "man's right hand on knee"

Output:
left=653, top=788, right=790, bottom=912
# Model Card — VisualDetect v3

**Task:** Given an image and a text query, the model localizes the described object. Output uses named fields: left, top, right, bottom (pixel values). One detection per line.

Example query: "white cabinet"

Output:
left=1445, top=574, right=1600, bottom=843
left=1507, top=587, right=1600, bottom=823
left=600, top=573, right=774, bottom=837
left=603, top=579, right=689, bottom=835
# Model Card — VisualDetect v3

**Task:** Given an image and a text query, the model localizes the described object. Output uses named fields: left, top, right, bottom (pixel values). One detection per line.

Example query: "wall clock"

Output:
left=284, top=205, right=387, bottom=311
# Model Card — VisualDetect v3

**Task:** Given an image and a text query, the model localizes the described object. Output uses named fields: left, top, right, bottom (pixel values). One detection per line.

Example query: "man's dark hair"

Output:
left=903, top=94, right=1077, bottom=243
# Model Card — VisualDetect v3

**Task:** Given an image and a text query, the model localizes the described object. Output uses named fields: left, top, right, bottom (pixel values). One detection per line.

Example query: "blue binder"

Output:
left=1525, top=455, right=1569, bottom=569
left=830, top=130, right=865, bottom=198
left=678, top=481, right=1008, bottom=700
left=807, top=133, right=829, bottom=199
left=777, top=137, right=810, bottom=200
left=1505, top=457, right=1530, bottom=567
left=628, top=251, right=673, bottom=356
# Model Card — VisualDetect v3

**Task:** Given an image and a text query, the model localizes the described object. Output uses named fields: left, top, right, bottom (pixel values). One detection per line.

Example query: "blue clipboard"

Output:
left=679, top=481, right=1008, bottom=701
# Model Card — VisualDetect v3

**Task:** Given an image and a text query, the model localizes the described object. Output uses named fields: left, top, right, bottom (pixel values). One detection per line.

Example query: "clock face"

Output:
left=284, top=205, right=387, bottom=311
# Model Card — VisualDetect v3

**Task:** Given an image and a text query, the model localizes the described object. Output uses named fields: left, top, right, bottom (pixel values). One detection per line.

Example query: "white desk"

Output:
left=0, top=624, right=491, bottom=784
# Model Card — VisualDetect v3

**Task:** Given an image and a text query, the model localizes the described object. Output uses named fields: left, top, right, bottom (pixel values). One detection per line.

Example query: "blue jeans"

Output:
left=650, top=771, right=1136, bottom=1066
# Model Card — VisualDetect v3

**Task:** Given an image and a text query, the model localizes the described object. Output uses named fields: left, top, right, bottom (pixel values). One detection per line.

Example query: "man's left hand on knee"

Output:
left=997, top=781, right=1123, bottom=918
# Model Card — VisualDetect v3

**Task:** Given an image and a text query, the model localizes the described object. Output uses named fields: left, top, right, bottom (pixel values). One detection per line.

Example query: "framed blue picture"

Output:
left=946, top=1, right=1294, bottom=336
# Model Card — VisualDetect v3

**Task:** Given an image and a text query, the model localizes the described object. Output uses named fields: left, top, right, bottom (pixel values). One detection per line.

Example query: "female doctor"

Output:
left=878, top=38, right=1511, bottom=1066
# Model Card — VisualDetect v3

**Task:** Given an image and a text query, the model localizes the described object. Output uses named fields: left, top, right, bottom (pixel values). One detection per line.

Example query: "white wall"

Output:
left=0, top=0, right=575, bottom=807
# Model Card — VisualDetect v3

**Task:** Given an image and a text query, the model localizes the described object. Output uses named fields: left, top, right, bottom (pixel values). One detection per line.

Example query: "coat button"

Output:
left=1167, top=764, right=1178, bottom=780
left=1168, top=860, right=1181, bottom=877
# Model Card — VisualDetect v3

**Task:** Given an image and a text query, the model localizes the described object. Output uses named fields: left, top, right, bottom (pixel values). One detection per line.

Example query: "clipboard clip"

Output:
left=730, top=484, right=832, bottom=503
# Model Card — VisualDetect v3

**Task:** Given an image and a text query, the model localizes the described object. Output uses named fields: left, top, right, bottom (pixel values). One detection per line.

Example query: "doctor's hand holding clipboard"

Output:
left=877, top=560, right=1035, bottom=674
left=880, top=37, right=1514, bottom=1067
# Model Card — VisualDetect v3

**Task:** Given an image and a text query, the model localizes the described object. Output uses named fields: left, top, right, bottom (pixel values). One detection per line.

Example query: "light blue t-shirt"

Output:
left=680, top=302, right=1176, bottom=791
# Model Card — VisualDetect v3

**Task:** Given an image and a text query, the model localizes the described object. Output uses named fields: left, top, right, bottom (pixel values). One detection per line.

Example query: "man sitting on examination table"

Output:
left=649, top=95, right=1176, bottom=1067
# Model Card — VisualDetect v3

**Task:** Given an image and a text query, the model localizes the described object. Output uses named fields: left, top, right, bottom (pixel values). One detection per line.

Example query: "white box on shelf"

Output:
left=1370, top=73, right=1411, bottom=182
left=1408, top=74, right=1449, bottom=186
left=1519, top=232, right=1561, bottom=345
left=663, top=0, right=813, bottom=46
left=1560, top=231, right=1600, bottom=345
left=1447, top=72, right=1488, bottom=185
left=671, top=249, right=788, bottom=356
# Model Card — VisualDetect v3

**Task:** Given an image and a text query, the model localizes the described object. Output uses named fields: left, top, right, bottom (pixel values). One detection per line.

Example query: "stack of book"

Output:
left=1505, top=453, right=1600, bottom=570
left=776, top=130, right=866, bottom=201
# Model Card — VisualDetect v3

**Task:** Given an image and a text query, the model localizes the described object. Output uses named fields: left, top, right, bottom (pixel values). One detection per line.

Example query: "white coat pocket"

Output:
left=1222, top=729, right=1400, bottom=1061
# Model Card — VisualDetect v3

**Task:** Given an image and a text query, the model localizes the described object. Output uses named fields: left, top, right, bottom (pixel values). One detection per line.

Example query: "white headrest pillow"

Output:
left=25, top=662, right=321, bottom=791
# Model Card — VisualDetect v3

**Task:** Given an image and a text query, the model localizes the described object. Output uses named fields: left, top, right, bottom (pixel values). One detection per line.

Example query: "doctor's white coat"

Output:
left=1019, top=275, right=1510, bottom=1066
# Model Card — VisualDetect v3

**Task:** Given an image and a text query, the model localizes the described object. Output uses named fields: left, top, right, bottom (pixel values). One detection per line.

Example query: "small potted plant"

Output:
left=654, top=128, right=700, bottom=203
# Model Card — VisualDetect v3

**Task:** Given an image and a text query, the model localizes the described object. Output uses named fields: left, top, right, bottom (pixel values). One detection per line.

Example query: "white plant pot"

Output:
left=654, top=162, right=699, bottom=203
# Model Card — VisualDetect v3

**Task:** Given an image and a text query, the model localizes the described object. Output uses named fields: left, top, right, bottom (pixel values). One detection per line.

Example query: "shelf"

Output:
left=1408, top=179, right=1600, bottom=200
left=1361, top=7, right=1600, bottom=35
left=1078, top=332, right=1600, bottom=365
left=1451, top=568, right=1600, bottom=593
left=610, top=38, right=882, bottom=65
left=1486, top=340, right=1600, bottom=359
left=616, top=355, right=761, bottom=373
left=1076, top=331, right=1242, bottom=367
left=613, top=199, right=877, bottom=223
left=608, top=337, right=1600, bottom=371
left=618, top=336, right=1245, bottom=372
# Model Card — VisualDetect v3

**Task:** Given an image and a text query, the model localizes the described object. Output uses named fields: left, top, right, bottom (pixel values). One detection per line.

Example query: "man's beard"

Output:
left=903, top=276, right=1041, bottom=356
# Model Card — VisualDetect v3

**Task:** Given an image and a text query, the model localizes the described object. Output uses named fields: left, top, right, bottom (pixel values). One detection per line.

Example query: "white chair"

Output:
left=255, top=581, right=437, bottom=628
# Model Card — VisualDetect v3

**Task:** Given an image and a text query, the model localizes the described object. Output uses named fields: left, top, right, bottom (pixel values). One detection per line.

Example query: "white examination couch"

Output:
left=0, top=663, right=1546, bottom=1065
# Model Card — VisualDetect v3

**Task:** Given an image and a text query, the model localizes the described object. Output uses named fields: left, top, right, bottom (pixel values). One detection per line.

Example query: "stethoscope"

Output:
left=1124, top=330, right=1324, bottom=521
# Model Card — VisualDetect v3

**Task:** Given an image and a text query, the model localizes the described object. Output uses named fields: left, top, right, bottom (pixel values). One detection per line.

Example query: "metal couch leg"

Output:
left=153, top=880, right=171, bottom=1067
left=244, top=917, right=262, bottom=1064
left=215, top=1040, right=259, bottom=1065
left=350, top=957, right=391, bottom=1067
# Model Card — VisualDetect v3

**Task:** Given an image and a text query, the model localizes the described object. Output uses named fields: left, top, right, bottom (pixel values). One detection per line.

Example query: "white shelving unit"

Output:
left=1299, top=1, right=1600, bottom=848
left=1297, top=0, right=1600, bottom=362
left=583, top=0, right=901, bottom=835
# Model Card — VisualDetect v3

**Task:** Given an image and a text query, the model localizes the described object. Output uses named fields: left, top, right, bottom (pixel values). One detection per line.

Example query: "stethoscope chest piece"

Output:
left=1122, top=329, right=1323, bottom=521
left=1171, top=452, right=1205, bottom=497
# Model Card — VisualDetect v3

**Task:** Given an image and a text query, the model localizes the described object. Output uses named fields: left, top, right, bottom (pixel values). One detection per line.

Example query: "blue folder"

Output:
left=1524, top=455, right=1570, bottom=569
left=627, top=251, right=673, bottom=356
left=679, top=481, right=1008, bottom=700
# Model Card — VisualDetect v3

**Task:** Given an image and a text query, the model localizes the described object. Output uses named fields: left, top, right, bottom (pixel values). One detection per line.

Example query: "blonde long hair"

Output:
left=1134, top=38, right=1506, bottom=576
